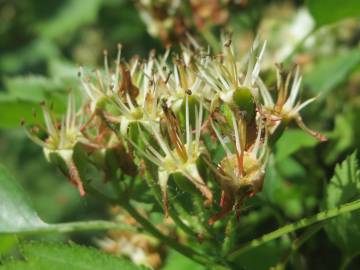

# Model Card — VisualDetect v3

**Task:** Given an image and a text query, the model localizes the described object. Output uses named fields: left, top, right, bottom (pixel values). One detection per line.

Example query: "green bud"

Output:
left=95, top=95, right=110, bottom=111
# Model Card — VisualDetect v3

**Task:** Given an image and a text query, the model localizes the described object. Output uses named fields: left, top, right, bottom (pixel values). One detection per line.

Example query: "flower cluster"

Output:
left=24, top=37, right=326, bottom=223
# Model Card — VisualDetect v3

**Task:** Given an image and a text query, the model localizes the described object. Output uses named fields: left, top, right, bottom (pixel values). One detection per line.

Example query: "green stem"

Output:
left=0, top=221, right=135, bottom=235
left=228, top=199, right=360, bottom=261
left=278, top=222, right=324, bottom=268
left=292, top=222, right=323, bottom=250
left=143, top=175, right=203, bottom=241
left=201, top=25, right=220, bottom=53
left=121, top=201, right=224, bottom=268
left=89, top=186, right=226, bottom=268
left=339, top=255, right=352, bottom=270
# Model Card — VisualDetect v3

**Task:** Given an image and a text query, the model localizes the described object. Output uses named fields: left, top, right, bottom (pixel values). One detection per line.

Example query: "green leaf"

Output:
left=162, top=251, right=205, bottom=270
left=0, top=164, right=47, bottom=233
left=0, top=74, right=72, bottom=128
left=0, top=164, right=133, bottom=235
left=304, top=49, right=360, bottom=96
left=0, top=95, right=40, bottom=128
left=0, top=39, right=59, bottom=74
left=323, top=152, right=360, bottom=255
left=48, top=59, right=80, bottom=80
left=0, top=95, right=67, bottom=129
left=275, top=129, right=318, bottom=161
left=34, top=0, right=102, bottom=39
left=324, top=113, right=354, bottom=164
left=4, top=76, right=67, bottom=102
left=0, top=235, right=18, bottom=255
left=230, top=238, right=290, bottom=270
left=0, top=242, right=144, bottom=270
left=262, top=157, right=309, bottom=219
left=307, top=0, right=360, bottom=26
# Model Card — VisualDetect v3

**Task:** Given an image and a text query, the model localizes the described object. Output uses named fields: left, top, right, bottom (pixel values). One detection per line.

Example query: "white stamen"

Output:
left=231, top=112, right=242, bottom=155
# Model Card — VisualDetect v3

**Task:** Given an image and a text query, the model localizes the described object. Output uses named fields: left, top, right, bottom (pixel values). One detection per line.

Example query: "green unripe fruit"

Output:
left=178, top=95, right=198, bottom=129
left=233, top=87, right=256, bottom=122
left=220, top=103, right=234, bottom=128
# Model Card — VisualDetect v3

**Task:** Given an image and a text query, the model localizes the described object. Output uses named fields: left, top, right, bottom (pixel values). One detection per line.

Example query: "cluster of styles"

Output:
left=24, top=37, right=326, bottom=224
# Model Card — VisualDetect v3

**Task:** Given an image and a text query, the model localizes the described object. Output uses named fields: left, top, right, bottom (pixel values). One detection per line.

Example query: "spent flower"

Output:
left=207, top=112, right=269, bottom=224
left=24, top=93, right=94, bottom=196
left=25, top=36, right=327, bottom=223
left=258, top=65, right=327, bottom=141
left=130, top=95, right=212, bottom=215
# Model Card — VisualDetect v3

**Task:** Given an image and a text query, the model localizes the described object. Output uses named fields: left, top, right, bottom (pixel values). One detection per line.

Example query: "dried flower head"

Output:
left=258, top=65, right=327, bottom=141
left=130, top=95, right=212, bottom=215
left=25, top=35, right=327, bottom=223
left=24, top=94, right=93, bottom=196
left=207, top=112, right=269, bottom=224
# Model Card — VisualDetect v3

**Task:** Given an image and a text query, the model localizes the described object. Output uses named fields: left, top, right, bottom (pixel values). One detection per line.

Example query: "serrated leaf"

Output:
left=275, top=129, right=318, bottom=161
left=304, top=49, right=360, bottom=96
left=0, top=242, right=144, bottom=270
left=323, top=152, right=360, bottom=255
left=307, top=0, right=360, bottom=26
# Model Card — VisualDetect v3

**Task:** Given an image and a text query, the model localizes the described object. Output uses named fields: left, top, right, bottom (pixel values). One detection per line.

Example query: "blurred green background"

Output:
left=0, top=0, right=360, bottom=269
